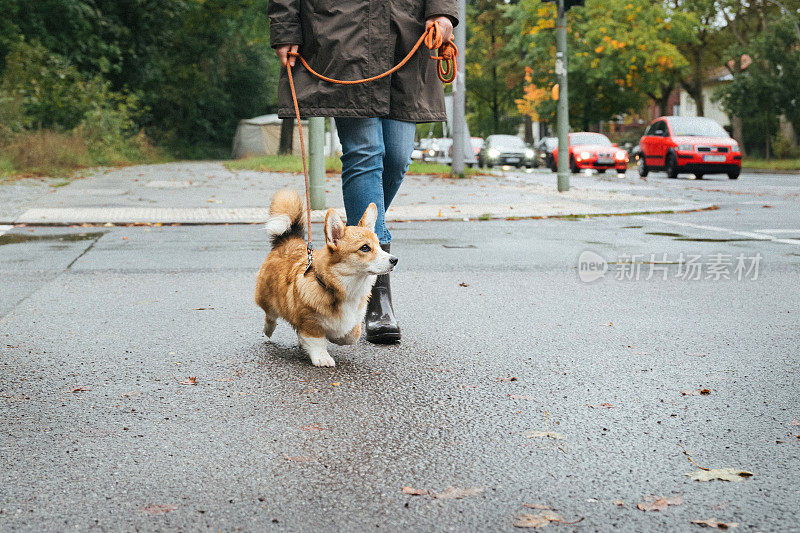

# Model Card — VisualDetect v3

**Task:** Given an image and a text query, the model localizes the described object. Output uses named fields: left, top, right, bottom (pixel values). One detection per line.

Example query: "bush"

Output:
left=770, top=132, right=798, bottom=159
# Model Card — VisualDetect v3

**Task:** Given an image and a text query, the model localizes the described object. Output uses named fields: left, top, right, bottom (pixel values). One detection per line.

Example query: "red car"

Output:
left=551, top=132, right=629, bottom=173
left=638, top=116, right=742, bottom=180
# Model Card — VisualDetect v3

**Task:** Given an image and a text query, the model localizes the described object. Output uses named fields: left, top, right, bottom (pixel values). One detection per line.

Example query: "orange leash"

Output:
left=285, top=22, right=458, bottom=274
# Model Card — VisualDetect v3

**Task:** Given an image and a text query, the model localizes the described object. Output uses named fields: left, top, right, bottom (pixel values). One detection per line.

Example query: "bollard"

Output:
left=308, top=117, right=326, bottom=210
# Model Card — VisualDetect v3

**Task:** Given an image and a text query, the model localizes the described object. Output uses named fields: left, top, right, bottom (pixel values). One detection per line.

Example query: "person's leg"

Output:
left=381, top=118, right=417, bottom=215
left=334, top=117, right=389, bottom=241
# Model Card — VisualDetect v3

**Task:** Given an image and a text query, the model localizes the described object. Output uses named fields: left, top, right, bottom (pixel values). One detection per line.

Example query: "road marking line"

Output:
left=635, top=216, right=800, bottom=246
left=755, top=229, right=800, bottom=234
left=0, top=225, right=12, bottom=236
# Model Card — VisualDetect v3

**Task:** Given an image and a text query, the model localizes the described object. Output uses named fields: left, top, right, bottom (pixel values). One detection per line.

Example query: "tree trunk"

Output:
left=694, top=48, right=705, bottom=117
left=658, top=85, right=674, bottom=117
left=279, top=118, right=294, bottom=155
left=523, top=115, right=533, bottom=144
left=732, top=116, right=745, bottom=157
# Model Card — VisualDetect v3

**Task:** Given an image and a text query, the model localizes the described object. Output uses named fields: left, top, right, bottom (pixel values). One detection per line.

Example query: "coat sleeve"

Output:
left=268, top=0, right=303, bottom=48
left=424, top=0, right=459, bottom=27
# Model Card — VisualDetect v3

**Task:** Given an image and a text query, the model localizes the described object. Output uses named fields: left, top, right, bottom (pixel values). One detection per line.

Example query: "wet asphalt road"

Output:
left=1, top=171, right=799, bottom=532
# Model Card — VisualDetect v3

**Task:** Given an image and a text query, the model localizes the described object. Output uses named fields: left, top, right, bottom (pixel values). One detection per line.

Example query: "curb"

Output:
left=3, top=203, right=718, bottom=226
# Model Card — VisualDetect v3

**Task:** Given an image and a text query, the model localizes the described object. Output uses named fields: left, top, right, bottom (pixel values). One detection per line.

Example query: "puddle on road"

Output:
left=674, top=237, right=760, bottom=242
left=646, top=232, right=683, bottom=237
left=641, top=231, right=759, bottom=243
left=0, top=231, right=104, bottom=246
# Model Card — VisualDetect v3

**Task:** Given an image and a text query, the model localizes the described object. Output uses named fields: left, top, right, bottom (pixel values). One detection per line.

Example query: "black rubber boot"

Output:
left=365, top=243, right=400, bottom=344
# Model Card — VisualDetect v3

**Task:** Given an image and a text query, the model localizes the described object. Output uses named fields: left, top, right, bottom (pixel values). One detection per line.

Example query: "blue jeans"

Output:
left=335, top=117, right=416, bottom=244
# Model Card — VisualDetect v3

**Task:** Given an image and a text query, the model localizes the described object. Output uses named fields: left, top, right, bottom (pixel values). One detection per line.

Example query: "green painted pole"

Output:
left=556, top=0, right=570, bottom=192
left=308, top=117, right=326, bottom=210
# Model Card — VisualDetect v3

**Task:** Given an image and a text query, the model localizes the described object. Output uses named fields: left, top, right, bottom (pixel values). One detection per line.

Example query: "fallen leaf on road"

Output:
left=614, top=500, right=625, bottom=507
left=432, top=486, right=484, bottom=499
left=681, top=388, right=711, bottom=396
left=789, top=419, right=800, bottom=426
left=142, top=504, right=178, bottom=515
left=526, top=430, right=564, bottom=440
left=523, top=503, right=551, bottom=510
left=686, top=468, right=753, bottom=482
left=331, top=382, right=340, bottom=387
left=180, top=377, right=197, bottom=385
left=513, top=511, right=584, bottom=528
left=637, top=494, right=684, bottom=512
left=509, top=394, right=534, bottom=400
left=587, top=403, right=614, bottom=409
left=499, top=377, right=518, bottom=382
left=402, top=487, right=429, bottom=496
left=216, top=378, right=233, bottom=382
left=459, top=282, right=469, bottom=287
left=71, top=387, right=91, bottom=393
left=192, top=307, right=214, bottom=311
left=283, top=454, right=315, bottom=463
left=690, top=519, right=739, bottom=529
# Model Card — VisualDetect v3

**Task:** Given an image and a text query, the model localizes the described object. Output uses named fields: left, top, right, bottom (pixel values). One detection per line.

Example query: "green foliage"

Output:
left=506, top=0, right=692, bottom=129
left=715, top=17, right=800, bottom=158
left=1, top=0, right=280, bottom=157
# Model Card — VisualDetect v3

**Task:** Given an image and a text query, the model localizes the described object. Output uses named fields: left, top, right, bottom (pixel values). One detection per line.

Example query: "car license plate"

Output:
left=506, top=157, right=520, bottom=163
left=703, top=155, right=726, bottom=162
left=597, top=158, right=614, bottom=165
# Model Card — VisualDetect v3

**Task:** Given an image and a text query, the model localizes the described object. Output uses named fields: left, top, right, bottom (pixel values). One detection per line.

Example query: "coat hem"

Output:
left=278, top=107, right=446, bottom=123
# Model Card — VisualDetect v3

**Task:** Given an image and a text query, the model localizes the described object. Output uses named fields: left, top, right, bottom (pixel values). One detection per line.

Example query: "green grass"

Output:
left=226, top=154, right=484, bottom=177
left=742, top=158, right=800, bottom=171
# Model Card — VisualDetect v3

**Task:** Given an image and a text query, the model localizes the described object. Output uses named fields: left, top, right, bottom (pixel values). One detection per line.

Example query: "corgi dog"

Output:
left=255, top=189, right=398, bottom=367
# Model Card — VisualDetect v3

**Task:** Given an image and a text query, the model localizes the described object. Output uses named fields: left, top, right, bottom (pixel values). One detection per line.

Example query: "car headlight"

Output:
left=580, top=151, right=591, bottom=160
left=525, top=149, right=534, bottom=158
left=488, top=148, right=500, bottom=158
left=614, top=150, right=627, bottom=161
left=427, top=149, right=435, bottom=156
left=731, top=143, right=739, bottom=152
left=677, top=144, right=693, bottom=152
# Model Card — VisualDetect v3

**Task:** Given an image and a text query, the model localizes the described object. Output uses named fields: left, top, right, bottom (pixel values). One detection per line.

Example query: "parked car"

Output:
left=412, top=138, right=438, bottom=162
left=478, top=135, right=534, bottom=168
left=533, top=137, right=558, bottom=169
left=430, top=138, right=452, bottom=164
left=446, top=137, right=482, bottom=167
left=638, top=116, right=742, bottom=180
left=550, top=132, right=629, bottom=173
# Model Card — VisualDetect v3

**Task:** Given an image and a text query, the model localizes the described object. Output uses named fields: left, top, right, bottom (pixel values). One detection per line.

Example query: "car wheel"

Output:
left=665, top=152, right=679, bottom=179
left=694, top=173, right=704, bottom=180
left=597, top=169, right=606, bottom=174
left=570, top=156, right=579, bottom=174
left=637, top=156, right=649, bottom=177
left=728, top=168, right=740, bottom=180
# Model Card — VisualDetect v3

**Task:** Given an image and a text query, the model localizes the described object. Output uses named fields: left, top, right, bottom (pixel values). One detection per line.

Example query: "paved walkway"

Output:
left=2, top=162, right=712, bottom=225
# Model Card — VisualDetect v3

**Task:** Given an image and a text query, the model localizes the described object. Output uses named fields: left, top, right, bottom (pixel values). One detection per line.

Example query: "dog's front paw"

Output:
left=310, top=353, right=336, bottom=367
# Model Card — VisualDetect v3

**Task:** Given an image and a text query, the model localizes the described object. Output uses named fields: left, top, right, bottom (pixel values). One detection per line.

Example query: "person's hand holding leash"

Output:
left=426, top=16, right=453, bottom=44
left=276, top=44, right=299, bottom=67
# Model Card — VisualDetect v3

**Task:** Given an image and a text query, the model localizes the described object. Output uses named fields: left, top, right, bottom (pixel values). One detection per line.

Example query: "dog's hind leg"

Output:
left=297, top=332, right=335, bottom=367
left=263, top=310, right=278, bottom=338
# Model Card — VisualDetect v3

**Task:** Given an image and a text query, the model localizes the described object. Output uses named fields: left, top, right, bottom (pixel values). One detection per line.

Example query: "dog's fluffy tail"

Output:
left=266, top=189, right=306, bottom=248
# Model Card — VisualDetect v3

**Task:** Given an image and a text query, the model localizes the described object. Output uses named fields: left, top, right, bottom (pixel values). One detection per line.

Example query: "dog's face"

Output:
left=324, top=204, right=397, bottom=276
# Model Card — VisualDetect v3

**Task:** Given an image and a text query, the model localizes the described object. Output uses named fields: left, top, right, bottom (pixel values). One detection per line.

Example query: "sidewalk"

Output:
left=1, top=162, right=713, bottom=225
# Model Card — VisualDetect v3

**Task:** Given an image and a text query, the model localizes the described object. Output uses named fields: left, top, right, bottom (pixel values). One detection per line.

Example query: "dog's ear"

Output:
left=324, top=209, right=345, bottom=248
left=358, top=203, right=378, bottom=232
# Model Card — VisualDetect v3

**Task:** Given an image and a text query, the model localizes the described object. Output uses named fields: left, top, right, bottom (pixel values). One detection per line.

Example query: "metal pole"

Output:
left=308, top=117, right=326, bottom=210
left=328, top=117, right=337, bottom=157
left=556, top=0, right=570, bottom=192
left=451, top=0, right=467, bottom=177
